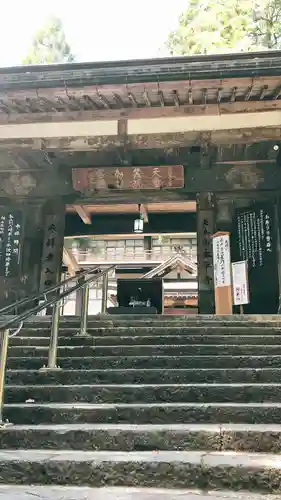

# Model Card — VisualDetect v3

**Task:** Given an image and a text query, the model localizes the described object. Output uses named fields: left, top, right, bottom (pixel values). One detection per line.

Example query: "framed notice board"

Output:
left=0, top=209, right=24, bottom=278
left=232, top=202, right=278, bottom=313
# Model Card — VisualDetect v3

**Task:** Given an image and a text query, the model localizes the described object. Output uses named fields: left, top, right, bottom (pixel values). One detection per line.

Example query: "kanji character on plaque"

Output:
left=95, top=169, right=107, bottom=190
left=114, top=169, right=124, bottom=189
left=131, top=168, right=143, bottom=189
left=152, top=168, right=162, bottom=189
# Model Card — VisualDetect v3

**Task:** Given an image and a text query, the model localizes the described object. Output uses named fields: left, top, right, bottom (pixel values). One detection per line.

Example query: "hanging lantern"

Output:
left=134, top=204, right=144, bottom=233
left=134, top=218, right=144, bottom=233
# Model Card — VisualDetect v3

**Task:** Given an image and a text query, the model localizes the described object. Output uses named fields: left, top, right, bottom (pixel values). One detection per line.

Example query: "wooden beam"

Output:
left=128, top=111, right=281, bottom=135
left=143, top=90, right=152, bottom=107
left=66, top=201, right=196, bottom=214
left=73, top=205, right=92, bottom=224
left=244, top=85, right=253, bottom=101
left=128, top=92, right=138, bottom=107
left=3, top=75, right=281, bottom=102
left=1, top=110, right=281, bottom=143
left=62, top=247, right=79, bottom=276
left=113, top=93, right=124, bottom=108
left=75, top=189, right=190, bottom=206
left=129, top=127, right=281, bottom=149
left=230, top=87, right=237, bottom=102
left=158, top=90, right=165, bottom=107
left=217, top=88, right=223, bottom=103
left=172, top=90, right=180, bottom=107
left=273, top=86, right=281, bottom=100
left=260, top=85, right=268, bottom=100
left=140, top=204, right=149, bottom=223
left=96, top=91, right=111, bottom=109
left=1, top=126, right=281, bottom=151
left=83, top=95, right=99, bottom=109
left=3, top=98, right=281, bottom=125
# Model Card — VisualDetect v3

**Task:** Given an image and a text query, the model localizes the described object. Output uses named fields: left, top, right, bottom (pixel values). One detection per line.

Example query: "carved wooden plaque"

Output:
left=40, top=213, right=65, bottom=291
left=224, top=164, right=264, bottom=190
left=72, top=166, right=184, bottom=192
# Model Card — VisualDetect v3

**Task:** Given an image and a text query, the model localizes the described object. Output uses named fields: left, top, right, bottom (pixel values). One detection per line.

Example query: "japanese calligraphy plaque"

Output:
left=72, top=166, right=184, bottom=192
left=0, top=210, right=23, bottom=278
left=40, top=213, right=65, bottom=291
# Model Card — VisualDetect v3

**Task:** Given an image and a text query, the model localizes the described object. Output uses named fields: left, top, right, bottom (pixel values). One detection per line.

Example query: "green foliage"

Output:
left=167, top=0, right=281, bottom=55
left=251, top=0, right=281, bottom=49
left=23, top=16, right=75, bottom=65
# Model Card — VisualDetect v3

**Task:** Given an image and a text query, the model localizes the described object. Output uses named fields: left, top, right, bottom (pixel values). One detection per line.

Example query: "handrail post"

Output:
left=101, top=271, right=108, bottom=313
left=79, top=282, right=90, bottom=336
left=0, top=329, right=9, bottom=425
left=45, top=294, right=61, bottom=370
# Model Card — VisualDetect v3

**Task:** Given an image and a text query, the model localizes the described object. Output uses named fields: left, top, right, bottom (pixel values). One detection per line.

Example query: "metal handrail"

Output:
left=9, top=321, right=24, bottom=338
left=0, top=266, right=114, bottom=330
left=0, top=265, right=100, bottom=317
left=0, top=264, right=114, bottom=425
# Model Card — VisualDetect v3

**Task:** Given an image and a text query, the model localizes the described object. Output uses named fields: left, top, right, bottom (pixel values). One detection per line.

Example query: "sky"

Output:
left=0, top=0, right=188, bottom=67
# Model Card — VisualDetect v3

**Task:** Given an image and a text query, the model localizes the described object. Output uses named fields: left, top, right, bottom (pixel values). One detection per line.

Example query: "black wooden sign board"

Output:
left=232, top=202, right=278, bottom=313
left=197, top=195, right=215, bottom=314
left=0, top=210, right=23, bottom=278
left=40, top=213, right=65, bottom=291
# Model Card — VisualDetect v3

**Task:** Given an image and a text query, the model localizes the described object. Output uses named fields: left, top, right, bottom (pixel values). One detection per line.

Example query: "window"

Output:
left=151, top=235, right=197, bottom=259
left=78, top=237, right=145, bottom=261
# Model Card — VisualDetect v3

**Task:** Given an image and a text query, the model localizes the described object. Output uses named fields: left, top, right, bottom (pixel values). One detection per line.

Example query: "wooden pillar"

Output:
left=21, top=202, right=45, bottom=296
left=144, top=236, right=152, bottom=260
left=196, top=192, right=215, bottom=314
left=39, top=199, right=65, bottom=294
left=75, top=281, right=84, bottom=316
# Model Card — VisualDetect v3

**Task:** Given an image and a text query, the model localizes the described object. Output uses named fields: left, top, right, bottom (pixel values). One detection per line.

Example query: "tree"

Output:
left=23, top=16, right=75, bottom=64
left=167, top=0, right=281, bottom=55
left=252, top=0, right=281, bottom=49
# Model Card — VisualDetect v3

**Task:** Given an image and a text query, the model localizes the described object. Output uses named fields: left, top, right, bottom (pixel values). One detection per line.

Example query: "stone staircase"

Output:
left=1, top=315, right=281, bottom=499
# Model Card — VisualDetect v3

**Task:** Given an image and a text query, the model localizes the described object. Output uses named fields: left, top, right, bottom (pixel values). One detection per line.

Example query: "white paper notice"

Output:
left=212, top=234, right=231, bottom=288
left=232, top=260, right=250, bottom=305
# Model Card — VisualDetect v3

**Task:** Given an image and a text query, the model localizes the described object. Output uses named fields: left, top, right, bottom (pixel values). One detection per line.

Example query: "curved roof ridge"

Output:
left=142, top=252, right=197, bottom=279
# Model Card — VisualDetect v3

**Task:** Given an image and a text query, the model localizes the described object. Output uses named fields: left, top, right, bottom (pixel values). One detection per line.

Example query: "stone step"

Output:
left=8, top=344, right=281, bottom=357
left=0, top=449, right=280, bottom=492
left=9, top=336, right=95, bottom=347
left=0, top=486, right=278, bottom=500
left=2, top=423, right=281, bottom=454
left=16, top=325, right=281, bottom=337
left=6, top=355, right=281, bottom=370
left=7, top=367, right=281, bottom=385
left=0, top=423, right=222, bottom=451
left=10, top=334, right=281, bottom=347
left=21, top=314, right=281, bottom=325
left=4, top=402, right=281, bottom=425
left=1, top=487, right=281, bottom=500
left=5, top=383, right=281, bottom=404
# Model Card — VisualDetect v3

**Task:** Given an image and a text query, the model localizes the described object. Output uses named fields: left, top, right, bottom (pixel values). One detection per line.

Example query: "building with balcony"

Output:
left=63, top=213, right=198, bottom=315
left=61, top=200, right=198, bottom=315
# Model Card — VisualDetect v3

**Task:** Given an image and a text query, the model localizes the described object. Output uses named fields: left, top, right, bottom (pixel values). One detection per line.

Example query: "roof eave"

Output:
left=1, top=50, right=281, bottom=91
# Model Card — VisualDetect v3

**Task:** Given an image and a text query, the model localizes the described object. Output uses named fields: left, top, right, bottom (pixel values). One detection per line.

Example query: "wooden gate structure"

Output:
left=0, top=51, right=280, bottom=312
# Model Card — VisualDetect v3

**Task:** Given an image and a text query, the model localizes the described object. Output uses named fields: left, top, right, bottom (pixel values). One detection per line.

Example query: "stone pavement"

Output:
left=0, top=487, right=280, bottom=500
